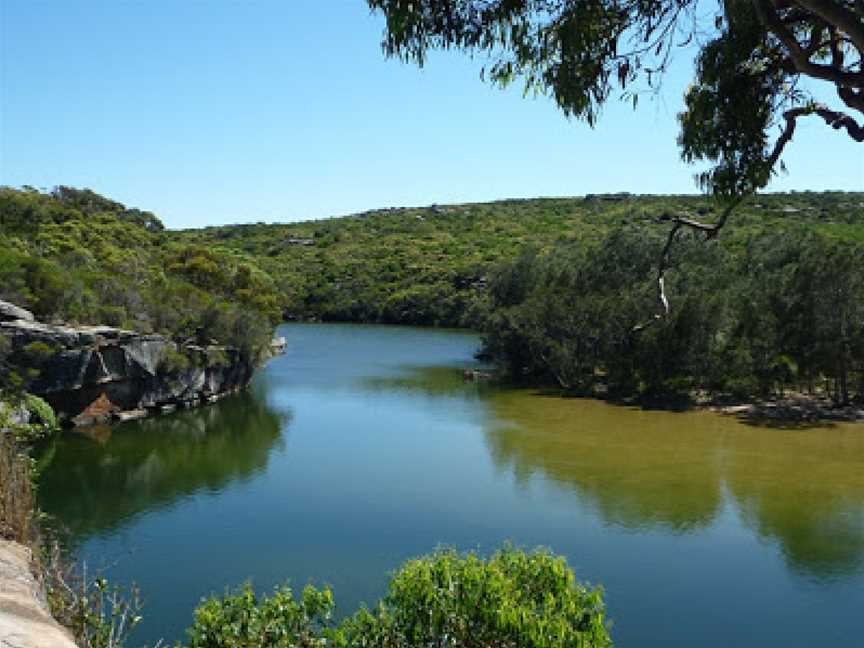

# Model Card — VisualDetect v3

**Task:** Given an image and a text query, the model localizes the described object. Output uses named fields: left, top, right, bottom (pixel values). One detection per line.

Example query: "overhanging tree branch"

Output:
left=794, top=0, right=864, bottom=53
left=752, top=0, right=864, bottom=92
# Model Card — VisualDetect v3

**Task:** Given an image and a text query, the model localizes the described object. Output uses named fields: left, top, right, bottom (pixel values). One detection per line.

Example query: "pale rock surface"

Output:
left=0, top=540, right=76, bottom=648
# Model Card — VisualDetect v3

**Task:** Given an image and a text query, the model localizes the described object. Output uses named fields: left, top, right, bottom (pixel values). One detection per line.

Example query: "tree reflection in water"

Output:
left=37, top=390, right=288, bottom=546
left=483, top=392, right=864, bottom=581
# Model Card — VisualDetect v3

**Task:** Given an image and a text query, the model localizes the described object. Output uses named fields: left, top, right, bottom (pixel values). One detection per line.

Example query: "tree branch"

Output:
left=752, top=0, right=864, bottom=88
left=814, top=104, right=864, bottom=138
left=793, top=0, right=864, bottom=54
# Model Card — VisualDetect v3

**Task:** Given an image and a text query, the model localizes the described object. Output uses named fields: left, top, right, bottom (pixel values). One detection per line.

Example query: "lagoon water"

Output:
left=37, top=323, right=864, bottom=646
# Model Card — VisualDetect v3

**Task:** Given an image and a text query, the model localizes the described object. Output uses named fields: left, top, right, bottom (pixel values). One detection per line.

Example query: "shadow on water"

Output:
left=732, top=414, right=839, bottom=430
left=36, top=390, right=288, bottom=546
left=483, top=391, right=864, bottom=581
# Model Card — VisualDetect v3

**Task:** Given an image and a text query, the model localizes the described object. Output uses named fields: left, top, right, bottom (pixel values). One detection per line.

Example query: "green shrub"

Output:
left=44, top=548, right=144, bottom=648
left=24, top=393, right=58, bottom=431
left=22, top=341, right=56, bottom=366
left=180, top=547, right=611, bottom=648
left=184, top=583, right=335, bottom=648
left=159, top=346, right=192, bottom=374
left=335, top=547, right=610, bottom=648
left=206, top=348, right=230, bottom=367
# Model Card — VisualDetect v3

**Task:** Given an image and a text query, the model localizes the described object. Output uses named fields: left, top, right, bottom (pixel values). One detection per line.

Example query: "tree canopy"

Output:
left=367, top=0, right=862, bottom=199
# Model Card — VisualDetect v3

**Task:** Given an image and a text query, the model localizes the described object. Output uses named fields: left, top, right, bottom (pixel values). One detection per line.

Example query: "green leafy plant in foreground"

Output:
left=181, top=546, right=611, bottom=648
left=184, top=583, right=334, bottom=648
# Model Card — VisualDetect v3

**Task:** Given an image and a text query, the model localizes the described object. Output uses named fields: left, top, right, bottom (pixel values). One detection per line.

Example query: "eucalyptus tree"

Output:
left=367, top=0, right=863, bottom=318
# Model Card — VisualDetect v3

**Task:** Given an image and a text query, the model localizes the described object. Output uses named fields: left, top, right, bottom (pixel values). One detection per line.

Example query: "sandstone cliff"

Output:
left=0, top=300, right=265, bottom=426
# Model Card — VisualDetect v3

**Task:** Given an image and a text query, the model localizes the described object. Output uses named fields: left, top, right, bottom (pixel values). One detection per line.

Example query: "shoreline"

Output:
left=704, top=397, right=864, bottom=425
left=510, top=383, right=864, bottom=426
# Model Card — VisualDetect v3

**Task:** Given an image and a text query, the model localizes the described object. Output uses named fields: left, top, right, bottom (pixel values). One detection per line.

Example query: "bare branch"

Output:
left=631, top=196, right=745, bottom=334
left=814, top=104, right=864, bottom=138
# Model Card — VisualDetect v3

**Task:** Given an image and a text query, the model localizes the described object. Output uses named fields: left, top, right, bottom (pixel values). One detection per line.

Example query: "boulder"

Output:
left=71, top=393, right=121, bottom=427
left=0, top=300, right=34, bottom=323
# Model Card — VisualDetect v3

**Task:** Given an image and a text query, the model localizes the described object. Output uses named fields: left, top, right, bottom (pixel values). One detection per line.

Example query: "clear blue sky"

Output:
left=1, top=1, right=861, bottom=229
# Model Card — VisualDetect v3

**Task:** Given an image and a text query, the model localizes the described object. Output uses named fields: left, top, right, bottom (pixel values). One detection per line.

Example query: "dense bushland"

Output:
left=0, top=187, right=281, bottom=373
left=182, top=547, right=610, bottom=648
left=4, top=186, right=863, bottom=404
left=482, top=226, right=864, bottom=405
left=175, top=189, right=864, bottom=403
left=173, top=192, right=864, bottom=329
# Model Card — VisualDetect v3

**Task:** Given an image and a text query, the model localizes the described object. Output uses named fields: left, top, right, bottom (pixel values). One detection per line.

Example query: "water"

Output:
left=36, top=323, right=864, bottom=646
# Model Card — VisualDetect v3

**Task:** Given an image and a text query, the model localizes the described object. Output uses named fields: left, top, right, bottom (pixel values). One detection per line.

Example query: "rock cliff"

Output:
left=0, top=300, right=264, bottom=426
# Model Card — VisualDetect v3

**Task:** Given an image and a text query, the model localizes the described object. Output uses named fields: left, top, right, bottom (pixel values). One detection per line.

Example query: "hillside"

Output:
left=3, top=186, right=863, bottom=404
left=173, top=191, right=864, bottom=326
left=0, top=186, right=281, bottom=348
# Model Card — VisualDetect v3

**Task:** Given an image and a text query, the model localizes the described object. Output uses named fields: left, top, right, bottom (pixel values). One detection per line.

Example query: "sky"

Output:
left=1, top=0, right=862, bottom=229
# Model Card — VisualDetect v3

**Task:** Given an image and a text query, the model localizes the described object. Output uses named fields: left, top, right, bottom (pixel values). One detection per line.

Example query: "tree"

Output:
left=367, top=0, right=863, bottom=318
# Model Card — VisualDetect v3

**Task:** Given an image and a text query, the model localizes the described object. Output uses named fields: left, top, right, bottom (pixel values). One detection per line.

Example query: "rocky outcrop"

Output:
left=0, top=540, right=76, bottom=648
left=0, top=305, right=266, bottom=426
left=0, top=301, right=34, bottom=324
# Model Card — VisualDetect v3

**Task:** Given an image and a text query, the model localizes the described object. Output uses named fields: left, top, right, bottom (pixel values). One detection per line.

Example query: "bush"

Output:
left=184, top=583, right=335, bottom=648
left=180, top=547, right=611, bottom=648
left=24, top=393, right=58, bottom=431
left=336, top=547, right=610, bottom=648
left=22, top=340, right=57, bottom=366
left=158, top=346, right=192, bottom=375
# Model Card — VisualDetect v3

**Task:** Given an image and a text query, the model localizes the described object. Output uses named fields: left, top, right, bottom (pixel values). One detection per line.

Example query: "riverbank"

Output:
left=1, top=300, right=285, bottom=428
left=586, top=389, right=864, bottom=426
left=35, top=322, right=864, bottom=647
left=707, top=395, right=864, bottom=425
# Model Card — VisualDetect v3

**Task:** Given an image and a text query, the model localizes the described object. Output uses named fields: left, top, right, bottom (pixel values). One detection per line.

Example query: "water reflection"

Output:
left=360, top=365, right=492, bottom=398
left=37, top=391, right=287, bottom=545
left=484, top=391, right=864, bottom=580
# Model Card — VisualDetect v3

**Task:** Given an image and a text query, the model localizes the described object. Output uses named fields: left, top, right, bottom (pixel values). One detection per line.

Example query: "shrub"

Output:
left=158, top=346, right=192, bottom=375
left=24, top=393, right=58, bottom=432
left=336, top=546, right=611, bottom=648
left=22, top=340, right=57, bottom=366
left=184, top=583, right=335, bottom=648
left=180, top=547, right=611, bottom=648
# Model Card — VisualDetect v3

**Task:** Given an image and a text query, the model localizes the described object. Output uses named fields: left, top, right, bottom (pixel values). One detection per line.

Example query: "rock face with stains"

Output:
left=0, top=300, right=258, bottom=425
left=0, top=540, right=77, bottom=648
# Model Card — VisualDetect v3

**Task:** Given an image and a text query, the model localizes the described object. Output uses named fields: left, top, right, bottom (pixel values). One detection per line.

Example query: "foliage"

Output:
left=180, top=547, right=610, bottom=648
left=158, top=346, right=193, bottom=375
left=367, top=0, right=864, bottom=199
left=0, top=186, right=279, bottom=361
left=5, top=186, right=864, bottom=405
left=184, top=583, right=335, bottom=648
left=335, top=547, right=610, bottom=648
left=481, top=223, right=864, bottom=404
left=173, top=191, right=864, bottom=331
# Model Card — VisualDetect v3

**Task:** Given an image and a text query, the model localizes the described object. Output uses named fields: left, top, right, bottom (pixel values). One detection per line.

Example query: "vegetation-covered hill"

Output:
left=174, top=191, right=864, bottom=405
left=0, top=187, right=281, bottom=364
left=173, top=191, right=864, bottom=327
left=3, top=186, right=863, bottom=404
